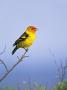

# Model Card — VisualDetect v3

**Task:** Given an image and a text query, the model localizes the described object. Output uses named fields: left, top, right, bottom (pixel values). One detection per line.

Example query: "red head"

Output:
left=26, top=26, right=37, bottom=33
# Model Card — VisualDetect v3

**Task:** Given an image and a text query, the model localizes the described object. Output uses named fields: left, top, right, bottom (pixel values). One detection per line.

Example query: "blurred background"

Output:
left=0, top=0, right=67, bottom=89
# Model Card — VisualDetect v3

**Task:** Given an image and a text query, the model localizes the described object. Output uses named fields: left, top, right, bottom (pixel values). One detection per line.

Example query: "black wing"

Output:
left=13, top=32, right=29, bottom=46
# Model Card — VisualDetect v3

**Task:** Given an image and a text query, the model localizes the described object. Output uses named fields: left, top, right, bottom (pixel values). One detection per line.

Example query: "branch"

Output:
left=59, top=61, right=64, bottom=82
left=0, top=46, right=8, bottom=72
left=0, top=59, right=8, bottom=72
left=0, top=50, right=28, bottom=82
left=48, top=48, right=67, bottom=82
left=48, top=49, right=61, bottom=80
left=64, top=60, right=67, bottom=69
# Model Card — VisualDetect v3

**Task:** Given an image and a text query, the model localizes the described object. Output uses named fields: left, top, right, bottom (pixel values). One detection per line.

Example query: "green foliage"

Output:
left=53, top=82, right=67, bottom=90
left=2, top=84, right=45, bottom=90
left=21, top=81, right=46, bottom=90
left=3, top=87, right=16, bottom=90
left=1, top=82, right=67, bottom=90
left=37, top=85, right=45, bottom=90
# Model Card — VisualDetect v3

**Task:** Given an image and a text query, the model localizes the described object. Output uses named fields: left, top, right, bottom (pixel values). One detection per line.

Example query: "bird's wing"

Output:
left=13, top=32, right=29, bottom=46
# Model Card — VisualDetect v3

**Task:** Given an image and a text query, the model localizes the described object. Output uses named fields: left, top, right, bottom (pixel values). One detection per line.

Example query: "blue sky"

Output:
left=0, top=0, right=67, bottom=88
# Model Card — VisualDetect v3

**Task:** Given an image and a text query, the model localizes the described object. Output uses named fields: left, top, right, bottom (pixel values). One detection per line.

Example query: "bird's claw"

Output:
left=25, top=48, right=28, bottom=52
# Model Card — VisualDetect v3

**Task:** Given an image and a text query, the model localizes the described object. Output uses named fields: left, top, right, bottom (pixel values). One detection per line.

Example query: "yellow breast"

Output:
left=23, top=33, right=36, bottom=47
left=17, top=33, right=36, bottom=48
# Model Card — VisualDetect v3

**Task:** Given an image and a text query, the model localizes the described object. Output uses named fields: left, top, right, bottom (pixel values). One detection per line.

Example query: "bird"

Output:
left=12, top=26, right=37, bottom=55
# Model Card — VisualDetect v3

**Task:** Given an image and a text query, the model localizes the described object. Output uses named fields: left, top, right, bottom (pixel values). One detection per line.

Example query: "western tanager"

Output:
left=12, top=26, right=37, bottom=55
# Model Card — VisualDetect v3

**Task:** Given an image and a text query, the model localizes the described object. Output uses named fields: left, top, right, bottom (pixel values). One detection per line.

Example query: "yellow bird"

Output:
left=12, top=26, right=37, bottom=55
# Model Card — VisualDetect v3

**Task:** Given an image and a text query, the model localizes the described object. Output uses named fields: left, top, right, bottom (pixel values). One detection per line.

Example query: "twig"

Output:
left=49, top=48, right=67, bottom=82
left=0, top=50, right=28, bottom=82
left=48, top=48, right=61, bottom=79
left=64, top=59, right=67, bottom=69
left=0, top=59, right=8, bottom=72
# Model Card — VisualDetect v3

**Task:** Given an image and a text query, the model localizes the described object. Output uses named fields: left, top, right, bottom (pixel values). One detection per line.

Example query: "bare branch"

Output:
left=57, top=60, right=67, bottom=82
left=64, top=60, right=67, bottom=69
left=0, top=59, right=8, bottom=72
left=48, top=49, right=61, bottom=80
left=48, top=48, right=67, bottom=82
left=0, top=50, right=28, bottom=82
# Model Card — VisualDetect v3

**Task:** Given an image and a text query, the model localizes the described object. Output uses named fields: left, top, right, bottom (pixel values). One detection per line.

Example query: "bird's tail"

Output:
left=12, top=47, right=18, bottom=55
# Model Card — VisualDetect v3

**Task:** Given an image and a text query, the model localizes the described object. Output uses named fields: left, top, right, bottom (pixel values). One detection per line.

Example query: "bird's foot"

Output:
left=25, top=48, right=28, bottom=52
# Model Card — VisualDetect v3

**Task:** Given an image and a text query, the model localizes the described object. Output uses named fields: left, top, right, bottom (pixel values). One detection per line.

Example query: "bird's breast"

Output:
left=25, top=34, right=36, bottom=45
left=17, top=34, right=36, bottom=48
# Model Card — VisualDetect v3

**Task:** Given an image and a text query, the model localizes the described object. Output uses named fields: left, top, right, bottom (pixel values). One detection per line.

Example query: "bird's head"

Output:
left=26, top=26, right=37, bottom=33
